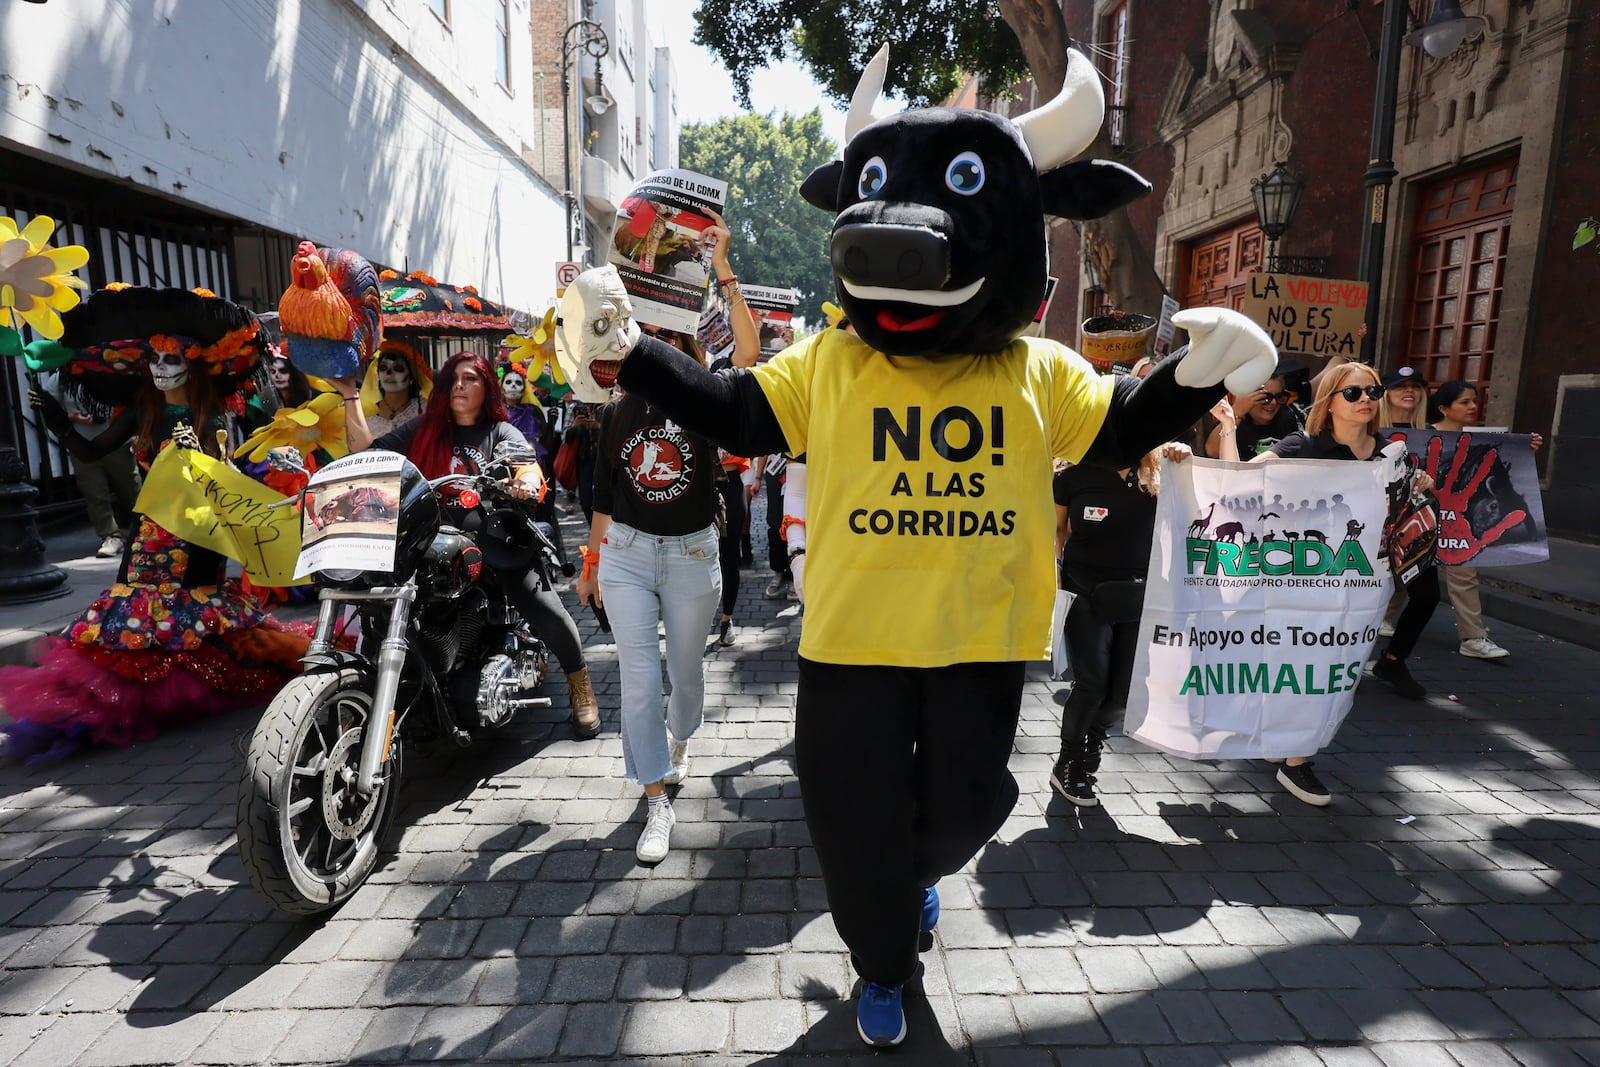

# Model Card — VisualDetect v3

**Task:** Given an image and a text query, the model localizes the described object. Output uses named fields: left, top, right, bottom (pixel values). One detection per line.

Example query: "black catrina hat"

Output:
left=58, top=286, right=265, bottom=403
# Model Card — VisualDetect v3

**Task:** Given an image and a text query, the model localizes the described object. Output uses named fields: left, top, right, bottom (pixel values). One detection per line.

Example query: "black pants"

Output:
left=795, top=658, right=1025, bottom=986
left=1058, top=594, right=1140, bottom=759
left=1385, top=564, right=1441, bottom=661
left=717, top=470, right=746, bottom=616
left=533, top=496, right=565, bottom=561
left=765, top=471, right=790, bottom=579
left=500, top=566, right=585, bottom=675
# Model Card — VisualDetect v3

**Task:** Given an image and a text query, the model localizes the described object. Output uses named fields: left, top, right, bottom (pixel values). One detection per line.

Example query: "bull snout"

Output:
left=830, top=223, right=950, bottom=290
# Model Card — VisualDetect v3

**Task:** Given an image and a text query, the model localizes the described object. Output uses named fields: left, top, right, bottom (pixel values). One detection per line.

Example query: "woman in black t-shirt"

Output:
left=1205, top=375, right=1302, bottom=459
left=1256, top=362, right=1438, bottom=806
left=335, top=352, right=601, bottom=738
left=1050, top=434, right=1199, bottom=808
left=575, top=327, right=723, bottom=866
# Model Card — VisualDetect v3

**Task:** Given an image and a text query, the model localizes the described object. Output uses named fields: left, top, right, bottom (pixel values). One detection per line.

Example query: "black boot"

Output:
left=1084, top=722, right=1109, bottom=775
left=1050, top=754, right=1098, bottom=807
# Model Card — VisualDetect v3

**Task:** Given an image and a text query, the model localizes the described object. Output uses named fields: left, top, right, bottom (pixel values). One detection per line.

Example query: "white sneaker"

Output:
left=1378, top=619, right=1395, bottom=637
left=96, top=534, right=125, bottom=559
left=1460, top=637, right=1510, bottom=660
left=661, top=738, right=688, bottom=786
left=636, top=800, right=675, bottom=863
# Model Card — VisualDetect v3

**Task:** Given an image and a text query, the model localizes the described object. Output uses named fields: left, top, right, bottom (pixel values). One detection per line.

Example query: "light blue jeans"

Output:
left=599, top=520, right=722, bottom=785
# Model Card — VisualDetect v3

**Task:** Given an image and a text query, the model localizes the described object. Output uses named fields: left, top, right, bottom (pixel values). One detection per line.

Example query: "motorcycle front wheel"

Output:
left=237, top=670, right=404, bottom=915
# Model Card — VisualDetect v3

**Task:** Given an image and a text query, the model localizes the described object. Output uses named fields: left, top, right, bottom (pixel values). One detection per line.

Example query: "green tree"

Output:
left=680, top=109, right=839, bottom=324
left=692, top=0, right=1028, bottom=109
left=692, top=0, right=1167, bottom=327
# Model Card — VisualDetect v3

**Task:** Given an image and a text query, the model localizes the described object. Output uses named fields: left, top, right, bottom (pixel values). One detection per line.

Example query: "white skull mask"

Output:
left=270, top=356, right=293, bottom=393
left=502, top=372, right=526, bottom=401
left=555, top=265, right=640, bottom=403
left=150, top=350, right=189, bottom=392
left=376, top=355, right=412, bottom=396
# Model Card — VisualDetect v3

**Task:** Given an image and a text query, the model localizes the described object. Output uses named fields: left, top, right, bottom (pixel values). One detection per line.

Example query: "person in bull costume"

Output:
left=558, top=46, right=1279, bottom=1047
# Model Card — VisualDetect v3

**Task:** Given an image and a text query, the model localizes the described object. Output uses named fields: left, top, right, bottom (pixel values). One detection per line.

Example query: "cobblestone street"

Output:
left=3, top=517, right=1599, bottom=1065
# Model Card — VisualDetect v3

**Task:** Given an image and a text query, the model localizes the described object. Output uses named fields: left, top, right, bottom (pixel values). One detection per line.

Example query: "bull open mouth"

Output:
left=840, top=276, right=985, bottom=307
left=590, top=359, right=622, bottom=388
left=876, top=308, right=948, bottom=332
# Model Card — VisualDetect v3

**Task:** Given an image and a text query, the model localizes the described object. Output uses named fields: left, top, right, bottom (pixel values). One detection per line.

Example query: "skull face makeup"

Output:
left=150, top=350, right=189, bottom=392
left=376, top=354, right=413, bottom=396
left=555, top=265, right=640, bottom=403
left=502, top=371, right=526, bottom=402
left=270, top=356, right=293, bottom=393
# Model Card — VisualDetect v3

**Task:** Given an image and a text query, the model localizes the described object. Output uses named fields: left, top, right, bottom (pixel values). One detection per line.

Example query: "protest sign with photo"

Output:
left=743, top=285, right=798, bottom=356
left=608, top=168, right=728, bottom=335
left=295, top=450, right=408, bottom=578
left=1242, top=272, right=1367, bottom=361
left=696, top=300, right=736, bottom=364
left=1123, top=457, right=1393, bottom=760
left=1385, top=429, right=1548, bottom=567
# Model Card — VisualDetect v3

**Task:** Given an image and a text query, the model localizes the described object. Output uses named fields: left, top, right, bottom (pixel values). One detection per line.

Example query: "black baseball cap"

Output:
left=1381, top=365, right=1428, bottom=389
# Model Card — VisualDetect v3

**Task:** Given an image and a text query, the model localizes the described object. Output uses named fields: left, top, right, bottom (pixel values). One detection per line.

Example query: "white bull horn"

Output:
left=844, top=44, right=890, bottom=144
left=1015, top=48, right=1106, bottom=172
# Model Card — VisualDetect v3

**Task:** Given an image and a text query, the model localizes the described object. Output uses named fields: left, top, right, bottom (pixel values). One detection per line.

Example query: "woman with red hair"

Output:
left=334, top=351, right=601, bottom=737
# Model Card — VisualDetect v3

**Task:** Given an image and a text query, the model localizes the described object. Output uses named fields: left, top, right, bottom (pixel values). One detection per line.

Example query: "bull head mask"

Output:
left=801, top=46, right=1152, bottom=356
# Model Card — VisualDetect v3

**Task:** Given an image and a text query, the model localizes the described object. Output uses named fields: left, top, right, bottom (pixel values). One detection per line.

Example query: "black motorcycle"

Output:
left=237, top=446, right=568, bottom=914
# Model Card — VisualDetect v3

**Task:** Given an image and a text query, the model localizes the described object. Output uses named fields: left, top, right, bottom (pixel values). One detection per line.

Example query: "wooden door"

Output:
left=1180, top=220, right=1265, bottom=312
left=1401, top=157, right=1517, bottom=408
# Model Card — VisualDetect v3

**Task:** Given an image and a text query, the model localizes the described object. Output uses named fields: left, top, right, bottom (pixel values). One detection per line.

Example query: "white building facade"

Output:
left=575, top=0, right=679, bottom=265
left=0, top=0, right=566, bottom=310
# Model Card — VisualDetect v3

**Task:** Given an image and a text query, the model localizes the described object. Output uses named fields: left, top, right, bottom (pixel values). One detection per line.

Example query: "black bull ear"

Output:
left=801, top=161, right=845, bottom=212
left=1039, top=159, right=1152, bottom=220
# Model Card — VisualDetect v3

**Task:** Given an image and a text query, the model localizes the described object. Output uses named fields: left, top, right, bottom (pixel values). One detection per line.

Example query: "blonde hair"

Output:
left=1378, top=380, right=1428, bottom=429
left=1305, top=362, right=1382, bottom=436
left=1134, top=446, right=1163, bottom=495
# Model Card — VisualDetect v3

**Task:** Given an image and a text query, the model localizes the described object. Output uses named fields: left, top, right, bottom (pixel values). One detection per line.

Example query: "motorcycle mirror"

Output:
left=268, top=447, right=307, bottom=474
left=493, top=441, right=539, bottom=463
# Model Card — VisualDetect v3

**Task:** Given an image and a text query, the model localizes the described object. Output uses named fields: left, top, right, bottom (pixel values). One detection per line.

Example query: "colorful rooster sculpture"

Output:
left=278, top=241, right=382, bottom=379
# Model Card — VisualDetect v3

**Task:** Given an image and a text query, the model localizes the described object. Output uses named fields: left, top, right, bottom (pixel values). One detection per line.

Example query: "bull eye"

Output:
left=857, top=156, right=888, bottom=199
left=945, top=152, right=985, bottom=196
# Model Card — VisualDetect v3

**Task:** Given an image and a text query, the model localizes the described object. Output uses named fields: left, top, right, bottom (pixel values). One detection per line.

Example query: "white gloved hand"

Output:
left=554, top=266, right=642, bottom=403
left=789, top=552, right=805, bottom=605
left=1170, top=307, right=1279, bottom=397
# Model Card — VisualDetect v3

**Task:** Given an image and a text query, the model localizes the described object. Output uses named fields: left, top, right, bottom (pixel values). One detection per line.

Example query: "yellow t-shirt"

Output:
left=753, top=330, right=1114, bottom=667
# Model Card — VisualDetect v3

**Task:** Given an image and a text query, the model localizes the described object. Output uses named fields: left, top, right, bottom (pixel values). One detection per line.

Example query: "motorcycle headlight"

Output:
left=320, top=568, right=364, bottom=583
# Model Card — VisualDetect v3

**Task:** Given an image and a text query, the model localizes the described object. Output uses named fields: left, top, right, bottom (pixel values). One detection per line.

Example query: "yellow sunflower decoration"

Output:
left=235, top=392, right=350, bottom=463
left=0, top=215, right=90, bottom=340
left=505, top=306, right=567, bottom=386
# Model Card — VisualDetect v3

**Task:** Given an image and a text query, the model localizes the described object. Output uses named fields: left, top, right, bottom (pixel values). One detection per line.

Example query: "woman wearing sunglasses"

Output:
left=1205, top=374, right=1302, bottom=459
left=1251, top=362, right=1440, bottom=804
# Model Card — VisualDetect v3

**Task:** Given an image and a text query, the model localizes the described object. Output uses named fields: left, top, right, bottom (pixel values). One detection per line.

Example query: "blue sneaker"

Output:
left=857, top=981, right=907, bottom=1047
left=920, top=885, right=940, bottom=932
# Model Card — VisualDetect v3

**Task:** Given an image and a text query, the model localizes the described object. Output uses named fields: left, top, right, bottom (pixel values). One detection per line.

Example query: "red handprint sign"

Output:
left=1425, top=432, right=1528, bottom=565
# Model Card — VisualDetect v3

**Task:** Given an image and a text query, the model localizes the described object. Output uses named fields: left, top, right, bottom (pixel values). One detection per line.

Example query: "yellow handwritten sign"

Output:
left=1242, top=273, right=1368, bottom=359
left=135, top=447, right=306, bottom=586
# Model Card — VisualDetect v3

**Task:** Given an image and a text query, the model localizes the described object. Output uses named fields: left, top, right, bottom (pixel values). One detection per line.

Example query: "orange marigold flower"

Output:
left=463, top=285, right=479, bottom=295
left=463, top=296, right=483, bottom=311
left=379, top=269, right=400, bottom=280
left=149, top=334, right=183, bottom=356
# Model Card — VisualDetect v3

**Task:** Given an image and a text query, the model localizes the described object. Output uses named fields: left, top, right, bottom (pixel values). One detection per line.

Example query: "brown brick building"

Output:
left=993, top=1, right=1597, bottom=533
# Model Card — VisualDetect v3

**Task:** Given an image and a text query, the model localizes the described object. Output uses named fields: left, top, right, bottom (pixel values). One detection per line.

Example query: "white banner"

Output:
left=1124, top=457, right=1394, bottom=760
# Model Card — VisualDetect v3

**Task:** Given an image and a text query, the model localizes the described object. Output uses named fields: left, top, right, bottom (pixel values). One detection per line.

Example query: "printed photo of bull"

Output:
left=301, top=477, right=401, bottom=545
